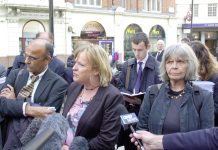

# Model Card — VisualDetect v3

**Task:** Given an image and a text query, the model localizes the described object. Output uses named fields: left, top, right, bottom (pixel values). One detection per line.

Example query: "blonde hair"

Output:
left=74, top=42, right=112, bottom=87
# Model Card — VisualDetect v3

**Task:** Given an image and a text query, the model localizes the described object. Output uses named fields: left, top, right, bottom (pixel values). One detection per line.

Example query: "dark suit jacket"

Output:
left=12, top=54, right=26, bottom=70
left=151, top=50, right=164, bottom=62
left=118, top=55, right=161, bottom=95
left=49, top=56, right=65, bottom=78
left=163, top=127, right=218, bottom=150
left=208, top=73, right=218, bottom=126
left=0, top=99, right=24, bottom=149
left=5, top=68, right=68, bottom=111
left=2, top=68, right=68, bottom=149
left=63, top=82, right=124, bottom=150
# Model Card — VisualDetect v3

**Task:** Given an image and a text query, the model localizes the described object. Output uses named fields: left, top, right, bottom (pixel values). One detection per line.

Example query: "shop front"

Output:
left=72, top=21, right=114, bottom=55
left=182, top=23, right=218, bottom=55
left=149, top=25, right=165, bottom=52
left=123, top=23, right=143, bottom=60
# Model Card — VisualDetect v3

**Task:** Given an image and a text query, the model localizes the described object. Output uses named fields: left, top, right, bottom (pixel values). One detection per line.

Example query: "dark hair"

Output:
left=189, top=41, right=218, bottom=80
left=45, top=42, right=54, bottom=57
left=36, top=32, right=54, bottom=44
left=181, top=37, right=190, bottom=43
left=131, top=32, right=149, bottom=47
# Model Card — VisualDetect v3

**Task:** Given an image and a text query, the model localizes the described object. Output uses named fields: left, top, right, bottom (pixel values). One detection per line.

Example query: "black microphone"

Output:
left=117, top=104, right=145, bottom=150
left=69, top=136, right=89, bottom=150
left=21, top=127, right=55, bottom=150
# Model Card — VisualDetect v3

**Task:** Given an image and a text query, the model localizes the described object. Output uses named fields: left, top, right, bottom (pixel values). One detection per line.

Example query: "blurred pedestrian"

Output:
left=189, top=41, right=218, bottom=126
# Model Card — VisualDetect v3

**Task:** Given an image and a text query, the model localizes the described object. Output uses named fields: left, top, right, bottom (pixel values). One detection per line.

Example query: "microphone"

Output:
left=21, top=128, right=55, bottom=150
left=21, top=113, right=69, bottom=150
left=20, top=118, right=43, bottom=145
left=117, top=104, right=145, bottom=150
left=69, top=136, right=89, bottom=150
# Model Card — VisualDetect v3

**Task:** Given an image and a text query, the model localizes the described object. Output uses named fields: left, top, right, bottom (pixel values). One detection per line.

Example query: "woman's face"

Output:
left=73, top=51, right=97, bottom=84
left=165, top=56, right=188, bottom=82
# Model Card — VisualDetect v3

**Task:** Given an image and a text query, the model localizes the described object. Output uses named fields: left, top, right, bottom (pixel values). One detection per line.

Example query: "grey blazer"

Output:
left=4, top=68, right=68, bottom=111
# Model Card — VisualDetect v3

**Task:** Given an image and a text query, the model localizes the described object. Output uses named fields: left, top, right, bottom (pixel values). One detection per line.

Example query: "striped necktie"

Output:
left=18, top=75, right=39, bottom=98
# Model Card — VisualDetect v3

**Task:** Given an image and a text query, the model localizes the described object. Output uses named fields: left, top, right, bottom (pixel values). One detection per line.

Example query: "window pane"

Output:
left=96, top=0, right=101, bottom=5
left=157, top=0, right=161, bottom=11
left=90, top=0, right=94, bottom=5
left=208, top=3, right=217, bottom=16
left=122, top=0, right=126, bottom=8
left=194, top=4, right=198, bottom=17
left=152, top=0, right=156, bottom=11
left=82, top=0, right=87, bottom=5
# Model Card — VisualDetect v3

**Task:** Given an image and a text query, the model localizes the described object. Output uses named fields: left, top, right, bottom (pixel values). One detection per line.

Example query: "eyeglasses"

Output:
left=24, top=54, right=40, bottom=62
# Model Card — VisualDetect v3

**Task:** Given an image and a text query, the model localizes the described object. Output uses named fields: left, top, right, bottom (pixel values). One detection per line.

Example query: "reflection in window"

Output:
left=144, top=0, right=161, bottom=12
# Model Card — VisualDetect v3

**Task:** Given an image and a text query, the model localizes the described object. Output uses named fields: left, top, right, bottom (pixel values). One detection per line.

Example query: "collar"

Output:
left=29, top=67, right=48, bottom=79
left=158, top=50, right=164, bottom=53
left=137, top=52, right=148, bottom=64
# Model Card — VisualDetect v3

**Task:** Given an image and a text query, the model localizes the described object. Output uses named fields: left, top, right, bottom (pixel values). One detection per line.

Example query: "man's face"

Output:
left=132, top=41, right=149, bottom=61
left=24, top=41, right=50, bottom=75
left=157, top=40, right=164, bottom=51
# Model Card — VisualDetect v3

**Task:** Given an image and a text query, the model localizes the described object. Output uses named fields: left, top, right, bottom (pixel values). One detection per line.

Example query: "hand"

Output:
left=123, top=96, right=142, bottom=105
left=25, top=105, right=56, bottom=118
left=130, top=130, right=164, bottom=150
left=0, top=84, right=16, bottom=100
left=61, top=145, right=69, bottom=150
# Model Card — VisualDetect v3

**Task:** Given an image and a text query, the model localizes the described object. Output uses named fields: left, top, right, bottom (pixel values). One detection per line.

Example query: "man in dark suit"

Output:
left=151, top=39, right=165, bottom=62
left=0, top=98, right=56, bottom=149
left=36, top=32, right=65, bottom=78
left=11, top=32, right=65, bottom=78
left=12, top=51, right=25, bottom=70
left=118, top=32, right=161, bottom=150
left=0, top=39, right=68, bottom=149
left=131, top=128, right=218, bottom=150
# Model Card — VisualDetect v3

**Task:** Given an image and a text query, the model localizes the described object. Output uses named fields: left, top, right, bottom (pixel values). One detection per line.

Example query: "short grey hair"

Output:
left=159, top=43, right=199, bottom=81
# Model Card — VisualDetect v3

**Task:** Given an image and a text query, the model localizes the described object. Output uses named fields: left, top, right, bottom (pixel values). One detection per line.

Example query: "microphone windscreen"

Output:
left=69, top=136, right=89, bottom=150
left=37, top=113, right=69, bottom=150
left=21, top=128, right=55, bottom=150
left=20, top=118, right=43, bottom=145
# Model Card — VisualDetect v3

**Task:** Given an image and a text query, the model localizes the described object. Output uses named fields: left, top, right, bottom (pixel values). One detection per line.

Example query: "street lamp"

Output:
left=49, top=0, right=54, bottom=36
left=190, top=0, right=194, bottom=39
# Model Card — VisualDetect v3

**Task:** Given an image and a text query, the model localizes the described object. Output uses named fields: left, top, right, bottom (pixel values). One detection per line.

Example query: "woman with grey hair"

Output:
left=136, top=43, right=214, bottom=135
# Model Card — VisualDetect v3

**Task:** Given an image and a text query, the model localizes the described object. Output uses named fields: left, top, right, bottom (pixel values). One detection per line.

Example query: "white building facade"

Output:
left=176, top=0, right=218, bottom=55
left=0, top=0, right=178, bottom=66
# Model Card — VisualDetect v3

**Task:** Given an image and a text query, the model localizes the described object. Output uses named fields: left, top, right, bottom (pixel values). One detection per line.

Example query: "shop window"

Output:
left=124, top=24, right=142, bottom=60
left=20, top=20, right=45, bottom=51
left=149, top=25, right=165, bottom=51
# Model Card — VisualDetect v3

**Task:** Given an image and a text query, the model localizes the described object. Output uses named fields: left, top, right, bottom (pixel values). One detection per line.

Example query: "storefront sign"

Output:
left=149, top=25, right=165, bottom=38
left=183, top=23, right=218, bottom=29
